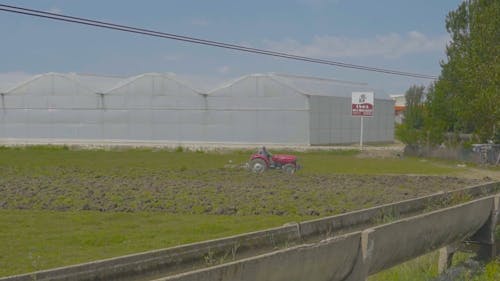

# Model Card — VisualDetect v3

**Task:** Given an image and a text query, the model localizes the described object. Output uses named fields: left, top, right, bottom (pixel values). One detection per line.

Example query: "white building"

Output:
left=389, top=94, right=406, bottom=124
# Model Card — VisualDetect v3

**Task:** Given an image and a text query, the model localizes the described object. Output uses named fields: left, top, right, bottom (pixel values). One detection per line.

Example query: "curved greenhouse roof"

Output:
left=4, top=72, right=95, bottom=96
left=269, top=73, right=389, bottom=99
left=1, top=72, right=386, bottom=99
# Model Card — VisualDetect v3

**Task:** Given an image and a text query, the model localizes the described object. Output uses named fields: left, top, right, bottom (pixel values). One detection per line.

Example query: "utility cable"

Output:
left=0, top=4, right=438, bottom=80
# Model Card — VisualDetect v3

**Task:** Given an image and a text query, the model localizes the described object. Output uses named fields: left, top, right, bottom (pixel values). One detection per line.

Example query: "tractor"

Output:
left=248, top=147, right=300, bottom=174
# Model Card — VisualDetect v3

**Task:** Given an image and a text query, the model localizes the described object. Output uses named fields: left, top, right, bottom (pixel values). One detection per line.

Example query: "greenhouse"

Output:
left=0, top=72, right=394, bottom=145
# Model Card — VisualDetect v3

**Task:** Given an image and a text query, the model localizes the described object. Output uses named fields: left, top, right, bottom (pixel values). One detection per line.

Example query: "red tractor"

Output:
left=248, top=147, right=301, bottom=174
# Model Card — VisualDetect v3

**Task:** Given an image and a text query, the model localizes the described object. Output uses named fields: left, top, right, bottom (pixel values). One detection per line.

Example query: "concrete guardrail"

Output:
left=159, top=232, right=362, bottom=281
left=159, top=194, right=499, bottom=281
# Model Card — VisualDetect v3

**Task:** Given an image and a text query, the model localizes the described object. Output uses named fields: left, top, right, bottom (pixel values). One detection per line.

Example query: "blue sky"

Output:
left=0, top=0, right=462, bottom=93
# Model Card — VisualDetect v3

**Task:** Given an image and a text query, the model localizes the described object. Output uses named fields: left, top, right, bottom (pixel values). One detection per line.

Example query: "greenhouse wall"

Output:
left=309, top=96, right=394, bottom=145
left=0, top=73, right=210, bottom=142
left=205, top=75, right=310, bottom=144
left=0, top=72, right=395, bottom=146
left=100, top=73, right=207, bottom=141
left=0, top=73, right=101, bottom=140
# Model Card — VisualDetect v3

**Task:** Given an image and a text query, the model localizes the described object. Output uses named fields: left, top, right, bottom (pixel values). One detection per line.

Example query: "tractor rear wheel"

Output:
left=249, top=158, right=267, bottom=174
left=283, top=164, right=296, bottom=175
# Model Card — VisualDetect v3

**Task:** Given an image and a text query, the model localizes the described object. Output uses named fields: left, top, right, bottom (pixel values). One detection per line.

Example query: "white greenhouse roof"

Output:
left=270, top=73, right=389, bottom=99
left=0, top=72, right=32, bottom=93
left=69, top=73, right=126, bottom=93
left=0, top=72, right=388, bottom=99
left=4, top=72, right=96, bottom=95
left=103, top=72, right=203, bottom=95
left=207, top=74, right=273, bottom=95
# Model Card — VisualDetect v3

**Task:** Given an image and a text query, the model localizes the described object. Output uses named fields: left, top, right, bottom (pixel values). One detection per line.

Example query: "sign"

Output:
left=352, top=92, right=374, bottom=117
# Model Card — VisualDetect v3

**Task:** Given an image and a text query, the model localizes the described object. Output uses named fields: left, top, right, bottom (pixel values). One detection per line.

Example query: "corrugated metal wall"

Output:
left=309, top=96, right=394, bottom=145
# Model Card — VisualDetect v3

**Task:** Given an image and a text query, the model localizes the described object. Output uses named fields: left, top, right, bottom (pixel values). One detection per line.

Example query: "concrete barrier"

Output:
left=1, top=182, right=498, bottom=281
left=366, top=196, right=493, bottom=274
left=298, top=181, right=499, bottom=239
left=157, top=232, right=362, bottom=281
left=157, top=195, right=499, bottom=281
left=155, top=195, right=499, bottom=281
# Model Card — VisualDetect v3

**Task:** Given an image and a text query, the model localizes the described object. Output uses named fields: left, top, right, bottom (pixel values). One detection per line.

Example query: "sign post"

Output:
left=352, top=92, right=374, bottom=150
left=360, top=116, right=364, bottom=149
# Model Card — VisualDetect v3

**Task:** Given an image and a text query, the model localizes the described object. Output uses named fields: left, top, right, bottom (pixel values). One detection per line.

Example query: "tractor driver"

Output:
left=259, top=146, right=271, bottom=160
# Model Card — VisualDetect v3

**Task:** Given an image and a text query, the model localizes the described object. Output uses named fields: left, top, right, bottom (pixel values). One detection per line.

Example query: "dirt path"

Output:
left=459, top=167, right=500, bottom=181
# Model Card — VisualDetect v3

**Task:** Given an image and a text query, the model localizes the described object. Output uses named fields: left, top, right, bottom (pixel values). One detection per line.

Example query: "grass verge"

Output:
left=0, top=210, right=305, bottom=277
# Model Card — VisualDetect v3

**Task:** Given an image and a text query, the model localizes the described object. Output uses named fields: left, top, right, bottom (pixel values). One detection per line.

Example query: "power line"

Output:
left=0, top=4, right=438, bottom=80
left=270, top=73, right=369, bottom=86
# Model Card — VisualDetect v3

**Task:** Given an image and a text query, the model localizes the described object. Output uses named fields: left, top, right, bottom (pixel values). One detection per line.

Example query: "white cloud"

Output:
left=47, top=7, right=62, bottom=14
left=263, top=31, right=450, bottom=59
left=217, top=65, right=230, bottom=74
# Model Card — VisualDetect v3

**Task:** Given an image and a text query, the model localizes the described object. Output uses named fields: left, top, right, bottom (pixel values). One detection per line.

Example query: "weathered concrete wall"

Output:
left=1, top=182, right=498, bottom=281
left=158, top=232, right=361, bottom=281
left=299, top=181, right=499, bottom=239
left=155, top=195, right=499, bottom=281
left=366, top=197, right=493, bottom=274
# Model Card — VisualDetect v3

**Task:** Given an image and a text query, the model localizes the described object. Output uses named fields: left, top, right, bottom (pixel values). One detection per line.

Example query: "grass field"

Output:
left=0, top=210, right=304, bottom=276
left=0, top=146, right=480, bottom=216
left=0, top=145, right=497, bottom=278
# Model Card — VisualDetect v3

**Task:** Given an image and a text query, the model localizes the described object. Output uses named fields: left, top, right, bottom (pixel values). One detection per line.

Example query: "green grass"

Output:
left=1, top=146, right=476, bottom=217
left=369, top=251, right=479, bottom=281
left=370, top=252, right=440, bottom=281
left=0, top=146, right=458, bottom=175
left=0, top=146, right=248, bottom=172
left=0, top=210, right=304, bottom=276
left=369, top=251, right=500, bottom=281
left=471, top=259, right=500, bottom=281
left=298, top=152, right=456, bottom=175
left=368, top=223, right=500, bottom=281
left=0, top=146, right=492, bottom=277
left=369, top=237, right=500, bottom=281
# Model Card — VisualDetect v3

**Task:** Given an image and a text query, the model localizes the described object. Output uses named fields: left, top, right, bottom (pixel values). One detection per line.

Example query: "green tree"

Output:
left=430, top=0, right=499, bottom=143
left=404, top=85, right=426, bottom=130
left=396, top=85, right=426, bottom=145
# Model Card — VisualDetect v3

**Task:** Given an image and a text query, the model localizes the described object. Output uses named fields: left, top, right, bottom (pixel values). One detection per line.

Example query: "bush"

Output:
left=395, top=123, right=424, bottom=146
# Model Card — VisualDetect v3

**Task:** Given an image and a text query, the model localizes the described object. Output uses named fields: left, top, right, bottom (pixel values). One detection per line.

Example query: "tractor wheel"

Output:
left=249, top=158, right=267, bottom=174
left=283, top=164, right=296, bottom=175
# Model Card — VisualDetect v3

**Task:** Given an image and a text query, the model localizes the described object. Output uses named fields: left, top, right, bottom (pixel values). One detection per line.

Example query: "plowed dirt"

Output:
left=0, top=167, right=485, bottom=216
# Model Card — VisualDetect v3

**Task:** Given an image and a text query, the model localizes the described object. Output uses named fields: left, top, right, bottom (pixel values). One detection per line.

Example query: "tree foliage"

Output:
left=400, top=0, right=499, bottom=145
left=430, top=0, right=499, bottom=143
left=396, top=85, right=426, bottom=145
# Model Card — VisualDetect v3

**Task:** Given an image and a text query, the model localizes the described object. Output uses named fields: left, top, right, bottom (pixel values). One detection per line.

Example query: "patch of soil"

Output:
left=356, top=149, right=403, bottom=159
left=0, top=167, right=487, bottom=216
